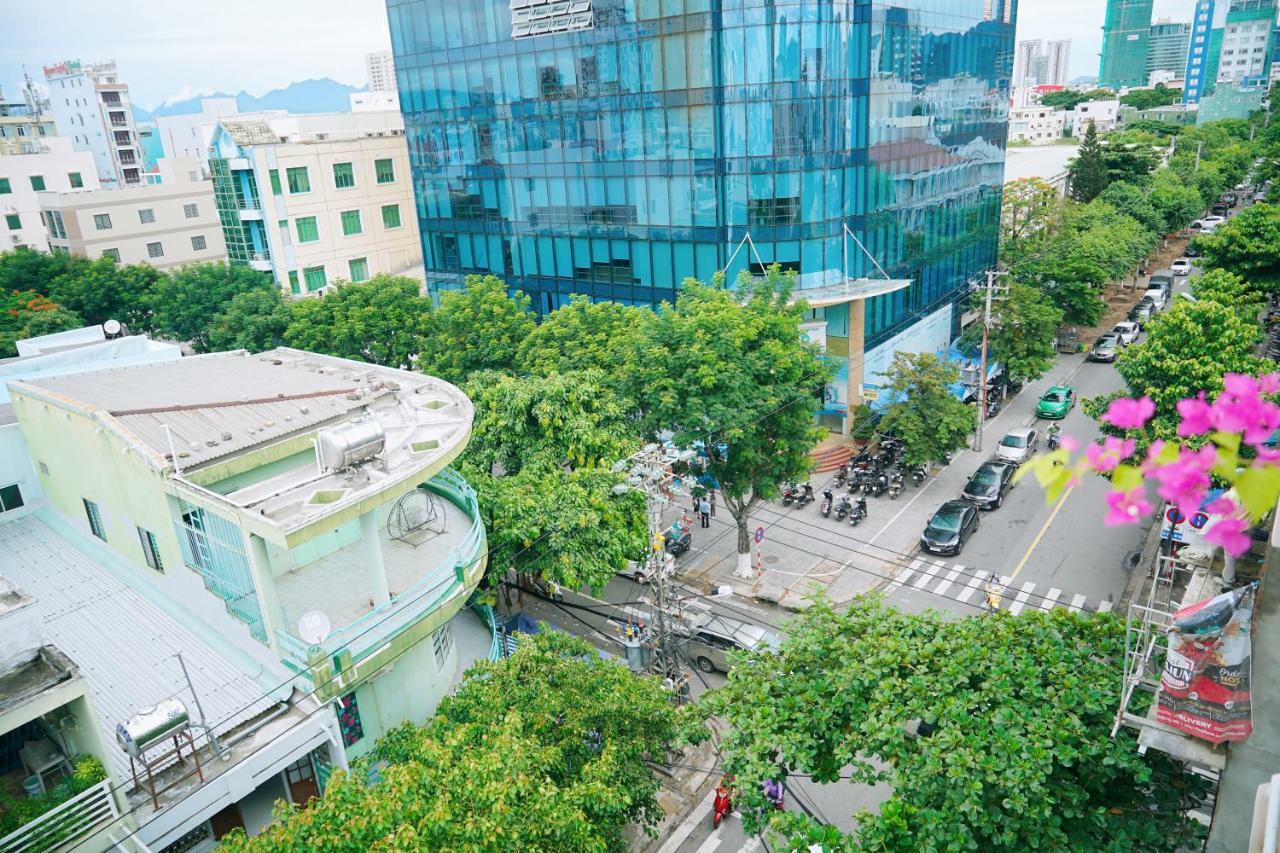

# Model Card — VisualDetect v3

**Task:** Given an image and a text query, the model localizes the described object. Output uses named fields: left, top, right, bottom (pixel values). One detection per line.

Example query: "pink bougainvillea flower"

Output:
left=1085, top=436, right=1136, bottom=473
left=1151, top=446, right=1215, bottom=519
left=1102, top=396, right=1155, bottom=430
left=1104, top=488, right=1152, bottom=526
left=1259, top=373, right=1280, bottom=395
left=1059, top=434, right=1079, bottom=453
left=1141, top=440, right=1167, bottom=473
left=1205, top=517, right=1251, bottom=556
left=1204, top=495, right=1237, bottom=515
left=1176, top=394, right=1213, bottom=437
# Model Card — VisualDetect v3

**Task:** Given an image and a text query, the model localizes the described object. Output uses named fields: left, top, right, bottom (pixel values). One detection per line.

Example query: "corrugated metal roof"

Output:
left=219, top=120, right=280, bottom=145
left=0, top=514, right=276, bottom=783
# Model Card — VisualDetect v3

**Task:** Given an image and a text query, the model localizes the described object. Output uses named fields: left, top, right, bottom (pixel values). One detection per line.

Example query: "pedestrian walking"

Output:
left=698, top=497, right=711, bottom=528
left=709, top=489, right=717, bottom=518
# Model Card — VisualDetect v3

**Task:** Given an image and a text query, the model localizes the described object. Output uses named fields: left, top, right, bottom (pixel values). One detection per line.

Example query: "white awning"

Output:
left=793, top=277, right=913, bottom=308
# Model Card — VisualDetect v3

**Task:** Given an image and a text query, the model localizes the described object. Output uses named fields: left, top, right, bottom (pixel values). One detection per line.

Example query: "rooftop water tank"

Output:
left=317, top=419, right=386, bottom=471
left=116, top=699, right=189, bottom=758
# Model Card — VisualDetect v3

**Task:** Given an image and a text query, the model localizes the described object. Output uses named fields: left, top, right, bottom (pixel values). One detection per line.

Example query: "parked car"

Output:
left=996, top=427, right=1039, bottom=464
left=1221, top=192, right=1238, bottom=207
left=1210, top=204, right=1230, bottom=218
left=1194, top=215, right=1226, bottom=232
left=1143, top=289, right=1167, bottom=311
left=1036, top=385, right=1075, bottom=419
left=962, top=460, right=1017, bottom=510
left=1112, top=321, right=1140, bottom=346
left=1129, top=302, right=1155, bottom=327
left=920, top=500, right=980, bottom=556
left=1089, top=334, right=1121, bottom=363
left=1170, top=258, right=1193, bottom=276
left=1183, top=243, right=1202, bottom=258
left=680, top=610, right=781, bottom=673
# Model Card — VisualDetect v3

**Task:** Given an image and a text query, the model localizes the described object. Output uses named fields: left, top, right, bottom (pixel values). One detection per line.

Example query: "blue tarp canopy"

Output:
left=868, top=347, right=1001, bottom=413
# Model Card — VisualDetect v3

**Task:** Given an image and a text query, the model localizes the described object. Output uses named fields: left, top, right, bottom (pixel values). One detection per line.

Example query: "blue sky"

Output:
left=0, top=0, right=391, bottom=110
left=2, top=0, right=1196, bottom=110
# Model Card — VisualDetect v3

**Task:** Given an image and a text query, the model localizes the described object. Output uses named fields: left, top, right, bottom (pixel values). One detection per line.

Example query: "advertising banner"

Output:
left=1156, top=583, right=1257, bottom=744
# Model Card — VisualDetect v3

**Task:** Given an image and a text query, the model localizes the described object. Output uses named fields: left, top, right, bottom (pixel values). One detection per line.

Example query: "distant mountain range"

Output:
left=135, top=78, right=364, bottom=122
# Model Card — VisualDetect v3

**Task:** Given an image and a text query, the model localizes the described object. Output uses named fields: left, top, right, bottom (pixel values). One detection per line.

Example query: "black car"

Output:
left=1184, top=243, right=1202, bottom=259
left=961, top=461, right=1016, bottom=510
left=920, top=500, right=980, bottom=556
left=1129, top=302, right=1155, bottom=327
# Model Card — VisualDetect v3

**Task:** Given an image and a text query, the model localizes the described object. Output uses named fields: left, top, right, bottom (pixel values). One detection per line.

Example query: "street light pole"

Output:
left=974, top=269, right=1006, bottom=453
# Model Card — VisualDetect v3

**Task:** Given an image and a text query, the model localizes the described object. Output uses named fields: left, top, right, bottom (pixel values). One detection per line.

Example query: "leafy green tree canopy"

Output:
left=1149, top=170, right=1208, bottom=233
left=877, top=351, right=975, bottom=467
left=1040, top=88, right=1113, bottom=111
left=985, top=282, right=1063, bottom=384
left=1120, top=85, right=1181, bottom=111
left=1190, top=267, right=1265, bottom=320
left=418, top=274, right=535, bottom=383
left=0, top=291, right=82, bottom=357
left=1197, top=202, right=1280, bottom=294
left=148, top=262, right=275, bottom=350
left=632, top=268, right=831, bottom=577
left=205, top=288, right=292, bottom=353
left=1098, top=181, right=1162, bottom=234
left=47, top=257, right=161, bottom=330
left=283, top=274, right=433, bottom=367
left=223, top=632, right=700, bottom=852
left=999, top=177, right=1062, bottom=265
left=515, top=294, right=655, bottom=378
left=1069, top=122, right=1109, bottom=202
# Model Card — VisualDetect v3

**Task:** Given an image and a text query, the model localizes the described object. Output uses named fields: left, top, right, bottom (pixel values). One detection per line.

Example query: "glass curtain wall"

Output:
left=389, top=0, right=1011, bottom=348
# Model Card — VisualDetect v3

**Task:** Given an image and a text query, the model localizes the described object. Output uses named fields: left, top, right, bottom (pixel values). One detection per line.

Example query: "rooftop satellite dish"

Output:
left=103, top=319, right=123, bottom=337
left=297, top=610, right=332, bottom=646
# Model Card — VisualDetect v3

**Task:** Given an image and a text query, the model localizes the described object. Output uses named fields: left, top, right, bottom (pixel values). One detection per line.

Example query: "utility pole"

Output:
left=974, top=270, right=1007, bottom=453
left=1194, top=140, right=1203, bottom=173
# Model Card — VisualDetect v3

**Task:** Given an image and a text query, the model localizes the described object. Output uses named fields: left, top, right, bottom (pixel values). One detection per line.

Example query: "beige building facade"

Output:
left=39, top=176, right=227, bottom=269
left=0, top=136, right=100, bottom=252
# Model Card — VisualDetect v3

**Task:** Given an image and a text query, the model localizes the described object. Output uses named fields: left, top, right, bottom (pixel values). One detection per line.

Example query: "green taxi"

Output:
left=1036, top=385, right=1075, bottom=419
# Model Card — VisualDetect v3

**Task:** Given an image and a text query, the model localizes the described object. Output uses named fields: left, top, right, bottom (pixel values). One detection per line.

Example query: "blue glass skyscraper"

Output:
left=388, top=0, right=1015, bottom=430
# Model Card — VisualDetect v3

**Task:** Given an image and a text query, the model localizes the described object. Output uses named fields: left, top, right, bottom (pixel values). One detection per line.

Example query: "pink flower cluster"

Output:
left=1082, top=374, right=1280, bottom=556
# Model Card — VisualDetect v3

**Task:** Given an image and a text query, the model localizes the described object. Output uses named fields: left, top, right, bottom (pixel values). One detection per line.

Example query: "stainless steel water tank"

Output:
left=317, top=420, right=386, bottom=471
left=116, top=699, right=189, bottom=758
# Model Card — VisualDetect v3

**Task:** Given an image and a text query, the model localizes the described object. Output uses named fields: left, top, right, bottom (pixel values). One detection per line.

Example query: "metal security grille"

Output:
left=174, top=500, right=268, bottom=643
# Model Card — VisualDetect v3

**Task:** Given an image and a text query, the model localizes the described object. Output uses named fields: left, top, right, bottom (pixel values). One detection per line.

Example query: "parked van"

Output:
left=1148, top=270, right=1174, bottom=296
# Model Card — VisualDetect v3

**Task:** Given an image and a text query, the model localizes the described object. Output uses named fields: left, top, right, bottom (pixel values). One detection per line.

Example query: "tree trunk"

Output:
left=724, top=493, right=757, bottom=579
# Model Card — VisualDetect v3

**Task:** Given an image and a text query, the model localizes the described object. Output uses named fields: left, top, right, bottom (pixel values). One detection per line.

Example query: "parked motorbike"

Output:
left=887, top=471, right=904, bottom=499
left=1047, top=426, right=1061, bottom=451
left=910, top=466, right=927, bottom=487
left=820, top=491, right=834, bottom=517
left=781, top=483, right=798, bottom=506
left=713, top=781, right=733, bottom=828
left=834, top=464, right=848, bottom=487
left=849, top=497, right=868, bottom=526
left=795, top=483, right=814, bottom=507
left=834, top=494, right=852, bottom=520
left=986, top=398, right=1001, bottom=419
left=865, top=473, right=888, bottom=498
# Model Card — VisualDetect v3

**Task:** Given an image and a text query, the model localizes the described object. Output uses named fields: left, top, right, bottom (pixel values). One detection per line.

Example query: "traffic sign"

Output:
left=754, top=526, right=765, bottom=543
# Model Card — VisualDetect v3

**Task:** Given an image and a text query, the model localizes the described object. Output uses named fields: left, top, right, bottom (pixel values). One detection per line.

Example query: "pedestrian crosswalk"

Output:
left=885, top=557, right=1115, bottom=615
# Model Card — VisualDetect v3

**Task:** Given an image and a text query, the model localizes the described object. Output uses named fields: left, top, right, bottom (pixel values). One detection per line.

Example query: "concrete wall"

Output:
left=41, top=179, right=227, bottom=269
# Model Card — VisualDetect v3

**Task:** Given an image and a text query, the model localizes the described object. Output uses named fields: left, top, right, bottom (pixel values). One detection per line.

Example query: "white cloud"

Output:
left=160, top=84, right=218, bottom=107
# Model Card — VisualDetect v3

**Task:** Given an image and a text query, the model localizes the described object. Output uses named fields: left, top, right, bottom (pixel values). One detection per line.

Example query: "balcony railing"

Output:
left=275, top=468, right=486, bottom=671
left=0, top=779, right=120, bottom=853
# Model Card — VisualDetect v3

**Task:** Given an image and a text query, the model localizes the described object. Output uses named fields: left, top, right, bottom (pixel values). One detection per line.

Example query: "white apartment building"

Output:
left=38, top=169, right=226, bottom=269
left=1218, top=14, right=1275, bottom=86
left=1070, top=99, right=1121, bottom=134
left=1045, top=40, right=1072, bottom=87
left=155, top=97, right=242, bottom=179
left=208, top=112, right=421, bottom=294
left=1008, top=106, right=1067, bottom=144
left=43, top=59, right=142, bottom=188
left=366, top=50, right=397, bottom=92
left=0, top=137, right=99, bottom=251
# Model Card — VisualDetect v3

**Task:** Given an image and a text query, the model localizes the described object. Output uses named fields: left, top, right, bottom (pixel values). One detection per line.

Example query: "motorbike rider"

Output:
left=1047, top=423, right=1061, bottom=450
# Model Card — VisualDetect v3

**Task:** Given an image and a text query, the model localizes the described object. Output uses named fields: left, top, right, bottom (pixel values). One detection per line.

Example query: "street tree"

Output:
left=998, top=177, right=1062, bottom=264
left=985, top=282, right=1063, bottom=384
left=877, top=351, right=975, bottom=467
left=1196, top=203, right=1280, bottom=294
left=1101, top=144, right=1160, bottom=187
left=205, top=288, right=293, bottom=353
left=417, top=274, right=535, bottom=383
left=223, top=632, right=700, bottom=852
left=632, top=269, right=830, bottom=579
left=1149, top=170, right=1208, bottom=233
left=0, top=247, right=82, bottom=294
left=1049, top=280, right=1106, bottom=328
left=0, top=291, right=82, bottom=357
left=1119, top=84, right=1181, bottom=111
left=283, top=274, right=434, bottom=367
left=1113, top=297, right=1268, bottom=439
left=515, top=295, right=656, bottom=378
left=1068, top=122, right=1109, bottom=202
left=45, top=257, right=161, bottom=329
left=1098, top=181, right=1162, bottom=234
left=147, top=262, right=276, bottom=350
left=1190, top=267, right=1265, bottom=320
left=1039, top=88, right=1114, bottom=111
left=709, top=598, right=1211, bottom=852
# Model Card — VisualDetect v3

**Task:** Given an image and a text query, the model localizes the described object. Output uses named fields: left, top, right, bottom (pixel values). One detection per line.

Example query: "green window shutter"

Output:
left=333, top=162, right=355, bottom=189
left=4, top=213, right=20, bottom=230
left=29, top=175, right=45, bottom=191
left=269, top=169, right=282, bottom=195
left=375, top=158, right=395, bottom=184
left=0, top=178, right=10, bottom=194
left=286, top=166, right=310, bottom=194
left=304, top=266, right=327, bottom=292
left=340, top=210, right=362, bottom=236
left=68, top=172, right=83, bottom=188
left=289, top=271, right=301, bottom=294
left=348, top=257, right=369, bottom=282
left=296, top=216, right=319, bottom=243
left=381, top=204, right=401, bottom=228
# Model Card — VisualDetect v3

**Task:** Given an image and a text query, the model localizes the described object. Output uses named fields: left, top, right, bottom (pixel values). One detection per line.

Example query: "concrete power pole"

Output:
left=974, top=269, right=1007, bottom=453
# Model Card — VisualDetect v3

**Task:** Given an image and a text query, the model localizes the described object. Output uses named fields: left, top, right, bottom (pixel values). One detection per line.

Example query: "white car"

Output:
left=1194, top=216, right=1227, bottom=232
left=1170, top=259, right=1193, bottom=276
left=1112, top=321, right=1140, bottom=346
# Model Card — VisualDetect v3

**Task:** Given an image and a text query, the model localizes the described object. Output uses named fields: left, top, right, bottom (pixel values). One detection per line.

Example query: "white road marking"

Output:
left=886, top=558, right=923, bottom=593
left=1097, top=599, right=1114, bottom=613
left=740, top=839, right=762, bottom=853
left=692, top=832, right=723, bottom=853
left=933, top=565, right=963, bottom=596
left=658, top=787, right=718, bottom=853
left=1069, top=593, right=1087, bottom=613
left=1037, top=587, right=1062, bottom=612
left=956, top=572, right=984, bottom=603
left=911, top=560, right=942, bottom=589
left=1009, top=581, right=1035, bottom=615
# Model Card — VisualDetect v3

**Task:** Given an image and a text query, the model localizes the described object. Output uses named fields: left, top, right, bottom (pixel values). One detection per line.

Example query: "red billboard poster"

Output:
left=1157, top=583, right=1257, bottom=744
